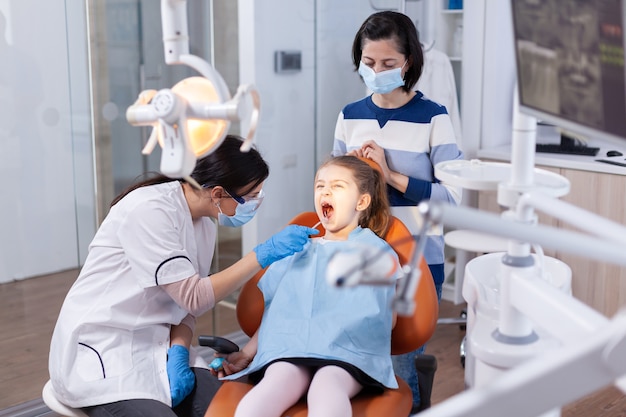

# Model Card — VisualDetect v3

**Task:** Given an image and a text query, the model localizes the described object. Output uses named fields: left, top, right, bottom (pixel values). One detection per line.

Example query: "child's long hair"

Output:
left=320, top=155, right=391, bottom=237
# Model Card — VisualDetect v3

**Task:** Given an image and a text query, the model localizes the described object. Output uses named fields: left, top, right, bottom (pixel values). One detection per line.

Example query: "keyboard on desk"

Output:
left=536, top=143, right=599, bottom=156
left=595, top=159, right=626, bottom=167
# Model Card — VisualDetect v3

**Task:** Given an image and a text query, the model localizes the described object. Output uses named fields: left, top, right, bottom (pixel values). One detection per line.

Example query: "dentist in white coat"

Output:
left=48, top=135, right=319, bottom=417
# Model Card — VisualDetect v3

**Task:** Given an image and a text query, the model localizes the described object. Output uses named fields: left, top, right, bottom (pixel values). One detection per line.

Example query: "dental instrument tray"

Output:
left=434, top=159, right=570, bottom=196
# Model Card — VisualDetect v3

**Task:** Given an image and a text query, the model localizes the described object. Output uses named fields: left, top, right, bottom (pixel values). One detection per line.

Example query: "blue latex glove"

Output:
left=253, top=225, right=319, bottom=268
left=167, top=345, right=195, bottom=407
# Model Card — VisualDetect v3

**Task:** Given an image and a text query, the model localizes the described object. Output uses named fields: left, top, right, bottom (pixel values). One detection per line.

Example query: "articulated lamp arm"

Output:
left=125, top=0, right=260, bottom=184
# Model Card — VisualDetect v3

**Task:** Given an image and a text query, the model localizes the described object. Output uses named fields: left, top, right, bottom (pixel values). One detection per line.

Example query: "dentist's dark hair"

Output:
left=110, top=135, right=269, bottom=207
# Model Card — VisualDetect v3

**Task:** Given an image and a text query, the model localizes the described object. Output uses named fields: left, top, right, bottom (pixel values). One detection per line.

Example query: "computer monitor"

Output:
left=511, top=0, right=626, bottom=152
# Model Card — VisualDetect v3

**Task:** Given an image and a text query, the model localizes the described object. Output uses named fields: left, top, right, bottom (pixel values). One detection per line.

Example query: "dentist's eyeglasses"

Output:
left=225, top=188, right=265, bottom=210
left=201, top=184, right=265, bottom=210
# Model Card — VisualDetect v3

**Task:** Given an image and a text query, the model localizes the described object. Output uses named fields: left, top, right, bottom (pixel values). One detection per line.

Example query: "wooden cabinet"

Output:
left=478, top=166, right=626, bottom=317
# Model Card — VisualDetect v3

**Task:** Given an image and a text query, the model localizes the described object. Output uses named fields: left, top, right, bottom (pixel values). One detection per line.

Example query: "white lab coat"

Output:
left=48, top=181, right=216, bottom=408
left=415, top=47, right=463, bottom=145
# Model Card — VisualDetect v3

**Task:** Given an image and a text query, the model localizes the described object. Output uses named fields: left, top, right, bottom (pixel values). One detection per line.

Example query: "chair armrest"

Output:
left=198, top=335, right=240, bottom=354
left=198, top=335, right=240, bottom=371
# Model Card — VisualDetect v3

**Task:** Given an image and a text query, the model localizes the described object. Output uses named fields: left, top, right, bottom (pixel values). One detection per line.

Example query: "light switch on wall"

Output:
left=275, top=51, right=302, bottom=73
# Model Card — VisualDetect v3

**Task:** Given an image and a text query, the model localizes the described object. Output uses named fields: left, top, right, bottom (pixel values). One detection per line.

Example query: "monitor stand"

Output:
left=536, top=134, right=600, bottom=156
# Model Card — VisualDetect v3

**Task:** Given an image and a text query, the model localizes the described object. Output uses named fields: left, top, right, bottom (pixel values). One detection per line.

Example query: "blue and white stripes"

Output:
left=333, top=92, right=464, bottom=265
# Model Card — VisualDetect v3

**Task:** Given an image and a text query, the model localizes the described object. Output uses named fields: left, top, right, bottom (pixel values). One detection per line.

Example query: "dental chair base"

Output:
left=414, top=354, right=438, bottom=412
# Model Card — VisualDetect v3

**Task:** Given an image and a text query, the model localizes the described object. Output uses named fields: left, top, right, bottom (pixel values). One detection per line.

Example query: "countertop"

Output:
left=476, top=126, right=626, bottom=176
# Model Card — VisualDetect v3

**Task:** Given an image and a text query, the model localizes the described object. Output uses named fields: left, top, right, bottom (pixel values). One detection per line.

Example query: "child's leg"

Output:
left=234, top=361, right=312, bottom=417
left=307, top=365, right=363, bottom=417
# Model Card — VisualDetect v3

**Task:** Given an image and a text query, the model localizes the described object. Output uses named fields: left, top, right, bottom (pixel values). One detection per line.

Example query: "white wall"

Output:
left=239, top=0, right=317, bottom=251
left=462, top=0, right=516, bottom=158
left=0, top=0, right=95, bottom=283
left=314, top=1, right=375, bottom=165
left=239, top=0, right=393, bottom=251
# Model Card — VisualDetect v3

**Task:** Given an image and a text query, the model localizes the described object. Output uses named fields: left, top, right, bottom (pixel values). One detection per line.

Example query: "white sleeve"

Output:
left=332, top=112, right=348, bottom=156
left=118, top=200, right=197, bottom=288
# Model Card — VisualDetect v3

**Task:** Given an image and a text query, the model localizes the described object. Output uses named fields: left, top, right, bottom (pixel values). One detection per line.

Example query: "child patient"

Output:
left=217, top=155, right=402, bottom=417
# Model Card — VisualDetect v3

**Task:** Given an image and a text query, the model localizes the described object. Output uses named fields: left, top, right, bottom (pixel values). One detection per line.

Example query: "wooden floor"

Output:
left=0, top=268, right=240, bottom=411
left=1, top=269, right=626, bottom=415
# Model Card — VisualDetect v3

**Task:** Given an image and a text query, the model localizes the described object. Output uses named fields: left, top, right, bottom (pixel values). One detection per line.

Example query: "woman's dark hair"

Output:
left=110, top=135, right=269, bottom=207
left=318, top=155, right=391, bottom=238
left=351, top=11, right=424, bottom=92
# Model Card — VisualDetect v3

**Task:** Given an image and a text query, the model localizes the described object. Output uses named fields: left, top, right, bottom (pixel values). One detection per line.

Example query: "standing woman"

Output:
left=333, top=10, right=464, bottom=413
left=48, top=135, right=318, bottom=417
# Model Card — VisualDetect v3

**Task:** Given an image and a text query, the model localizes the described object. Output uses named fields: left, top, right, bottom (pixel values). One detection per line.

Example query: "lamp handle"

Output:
left=232, top=85, right=261, bottom=152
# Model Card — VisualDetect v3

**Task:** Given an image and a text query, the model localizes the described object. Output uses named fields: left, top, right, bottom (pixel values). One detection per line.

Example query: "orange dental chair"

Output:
left=201, top=211, right=439, bottom=417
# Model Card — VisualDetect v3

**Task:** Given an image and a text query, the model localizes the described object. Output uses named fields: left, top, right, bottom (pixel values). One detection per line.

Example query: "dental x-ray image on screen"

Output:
left=511, top=0, right=626, bottom=144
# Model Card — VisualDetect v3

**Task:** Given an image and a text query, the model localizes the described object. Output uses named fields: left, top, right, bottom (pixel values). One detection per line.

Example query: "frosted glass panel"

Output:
left=0, top=1, right=93, bottom=282
left=89, top=0, right=213, bottom=216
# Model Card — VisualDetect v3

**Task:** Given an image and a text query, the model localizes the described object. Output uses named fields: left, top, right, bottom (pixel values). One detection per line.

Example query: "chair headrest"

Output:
left=357, top=156, right=383, bottom=174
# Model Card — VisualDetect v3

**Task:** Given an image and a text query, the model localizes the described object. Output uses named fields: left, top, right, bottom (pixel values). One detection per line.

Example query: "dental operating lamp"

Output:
left=125, top=0, right=259, bottom=188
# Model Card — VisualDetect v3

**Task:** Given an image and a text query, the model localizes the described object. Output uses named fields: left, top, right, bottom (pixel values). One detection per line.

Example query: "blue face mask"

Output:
left=358, top=61, right=407, bottom=94
left=217, top=190, right=264, bottom=227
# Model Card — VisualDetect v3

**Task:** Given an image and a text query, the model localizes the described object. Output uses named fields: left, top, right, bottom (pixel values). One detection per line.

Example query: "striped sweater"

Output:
left=333, top=92, right=464, bottom=265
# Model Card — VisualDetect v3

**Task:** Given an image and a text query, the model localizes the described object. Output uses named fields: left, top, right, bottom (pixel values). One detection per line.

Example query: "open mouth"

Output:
left=321, top=202, right=334, bottom=219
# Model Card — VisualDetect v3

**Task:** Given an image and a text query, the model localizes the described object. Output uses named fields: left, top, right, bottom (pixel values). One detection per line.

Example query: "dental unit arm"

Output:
left=408, top=97, right=626, bottom=416
left=125, top=0, right=260, bottom=188
left=325, top=208, right=431, bottom=317
left=410, top=198, right=626, bottom=417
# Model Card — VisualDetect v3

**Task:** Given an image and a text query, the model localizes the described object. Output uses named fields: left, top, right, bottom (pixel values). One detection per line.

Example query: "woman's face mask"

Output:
left=217, top=189, right=265, bottom=227
left=358, top=60, right=407, bottom=94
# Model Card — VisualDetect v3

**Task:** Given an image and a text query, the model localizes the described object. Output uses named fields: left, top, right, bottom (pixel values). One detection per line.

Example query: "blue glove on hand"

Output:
left=167, top=345, right=195, bottom=407
left=253, top=225, right=319, bottom=268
